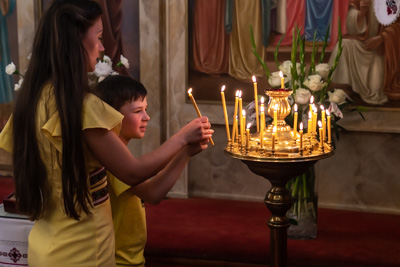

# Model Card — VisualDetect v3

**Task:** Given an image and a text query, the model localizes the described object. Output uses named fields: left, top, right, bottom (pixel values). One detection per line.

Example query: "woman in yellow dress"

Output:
left=0, top=0, right=213, bottom=266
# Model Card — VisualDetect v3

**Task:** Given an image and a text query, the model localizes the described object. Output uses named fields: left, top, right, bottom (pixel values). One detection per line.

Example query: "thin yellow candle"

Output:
left=293, top=104, right=298, bottom=136
left=318, top=120, right=323, bottom=148
left=246, top=123, right=251, bottom=150
left=312, top=105, right=317, bottom=133
left=240, top=109, right=246, bottom=146
left=309, top=95, right=314, bottom=113
left=272, top=126, right=276, bottom=151
left=308, top=111, right=312, bottom=134
left=187, top=88, right=214, bottom=146
left=220, top=85, right=230, bottom=141
left=232, top=90, right=239, bottom=141
left=252, top=76, right=259, bottom=132
left=238, top=90, right=243, bottom=132
left=274, top=103, right=278, bottom=130
left=299, top=122, right=303, bottom=151
left=327, top=110, right=332, bottom=143
left=260, top=106, right=265, bottom=148
left=320, top=105, right=326, bottom=141
left=279, top=71, right=285, bottom=88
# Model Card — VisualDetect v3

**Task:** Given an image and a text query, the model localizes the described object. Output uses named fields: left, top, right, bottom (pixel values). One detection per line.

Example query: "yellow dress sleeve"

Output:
left=42, top=93, right=124, bottom=153
left=0, top=115, right=13, bottom=153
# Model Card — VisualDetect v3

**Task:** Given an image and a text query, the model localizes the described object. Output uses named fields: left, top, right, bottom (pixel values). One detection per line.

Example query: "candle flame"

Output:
left=326, top=110, right=330, bottom=116
left=313, top=105, right=318, bottom=112
left=318, top=120, right=322, bottom=128
left=221, top=85, right=226, bottom=92
left=320, top=105, right=324, bottom=110
left=242, top=109, right=246, bottom=116
left=247, top=123, right=252, bottom=129
left=310, top=95, right=314, bottom=104
left=187, top=88, right=192, bottom=95
left=260, top=106, right=264, bottom=112
left=294, top=104, right=298, bottom=112
left=300, top=122, right=303, bottom=130
left=261, top=96, right=264, bottom=104
left=239, top=90, right=242, bottom=98
left=235, top=90, right=239, bottom=97
left=252, top=75, right=256, bottom=83
left=279, top=71, right=283, bottom=78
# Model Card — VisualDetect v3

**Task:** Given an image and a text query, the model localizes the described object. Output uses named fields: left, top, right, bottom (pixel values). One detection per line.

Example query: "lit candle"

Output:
left=327, top=110, right=331, bottom=143
left=274, top=104, right=278, bottom=130
left=232, top=90, right=239, bottom=141
left=299, top=122, right=303, bottom=151
left=272, top=126, right=276, bottom=151
left=279, top=71, right=285, bottom=88
left=318, top=120, right=323, bottom=148
left=320, top=105, right=326, bottom=141
left=260, top=96, right=265, bottom=132
left=246, top=123, right=251, bottom=150
left=238, top=90, right=243, bottom=132
left=309, top=95, right=314, bottom=114
left=312, top=105, right=318, bottom=134
left=241, top=109, right=246, bottom=146
left=260, top=105, right=265, bottom=148
left=220, top=86, right=230, bottom=141
left=252, top=76, right=259, bottom=132
left=308, top=111, right=312, bottom=134
left=293, top=104, right=298, bottom=136
left=187, top=88, right=214, bottom=146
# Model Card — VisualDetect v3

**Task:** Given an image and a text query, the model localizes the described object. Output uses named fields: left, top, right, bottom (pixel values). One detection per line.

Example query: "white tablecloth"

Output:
left=0, top=204, right=33, bottom=267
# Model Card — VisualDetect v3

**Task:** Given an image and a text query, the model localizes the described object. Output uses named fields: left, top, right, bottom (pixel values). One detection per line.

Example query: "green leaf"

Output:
left=274, top=33, right=285, bottom=70
left=250, top=25, right=270, bottom=78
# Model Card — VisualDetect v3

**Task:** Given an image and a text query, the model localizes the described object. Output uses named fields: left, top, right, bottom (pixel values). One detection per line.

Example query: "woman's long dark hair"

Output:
left=12, top=0, right=102, bottom=220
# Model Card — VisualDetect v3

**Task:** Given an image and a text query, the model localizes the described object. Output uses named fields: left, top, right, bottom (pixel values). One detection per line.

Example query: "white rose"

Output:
left=268, top=71, right=289, bottom=88
left=315, top=63, right=330, bottom=80
left=5, top=62, right=16, bottom=75
left=120, top=55, right=129, bottom=68
left=303, top=74, right=326, bottom=92
left=328, top=102, right=343, bottom=118
left=94, top=61, right=113, bottom=77
left=14, top=78, right=23, bottom=91
left=103, top=55, right=112, bottom=65
left=279, top=60, right=301, bottom=79
left=294, top=88, right=312, bottom=105
left=328, top=88, right=348, bottom=105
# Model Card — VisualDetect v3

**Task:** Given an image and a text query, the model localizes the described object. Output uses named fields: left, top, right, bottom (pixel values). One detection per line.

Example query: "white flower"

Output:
left=279, top=60, right=301, bottom=79
left=103, top=55, right=112, bottom=65
left=294, top=88, right=312, bottom=104
left=268, top=71, right=288, bottom=87
left=94, top=61, right=113, bottom=77
left=14, top=78, right=23, bottom=91
left=315, top=63, right=330, bottom=80
left=328, top=102, right=343, bottom=118
left=5, top=62, right=16, bottom=75
left=120, top=55, right=129, bottom=68
left=303, top=74, right=326, bottom=92
left=328, top=88, right=349, bottom=105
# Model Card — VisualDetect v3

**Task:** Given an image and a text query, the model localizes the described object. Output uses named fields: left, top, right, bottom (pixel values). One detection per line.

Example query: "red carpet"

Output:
left=145, top=197, right=400, bottom=267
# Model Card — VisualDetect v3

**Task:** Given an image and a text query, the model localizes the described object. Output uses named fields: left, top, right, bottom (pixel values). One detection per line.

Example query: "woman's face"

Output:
left=81, top=18, right=104, bottom=72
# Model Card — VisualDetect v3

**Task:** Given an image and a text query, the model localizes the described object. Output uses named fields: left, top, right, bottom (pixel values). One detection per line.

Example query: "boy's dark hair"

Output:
left=95, top=75, right=148, bottom=110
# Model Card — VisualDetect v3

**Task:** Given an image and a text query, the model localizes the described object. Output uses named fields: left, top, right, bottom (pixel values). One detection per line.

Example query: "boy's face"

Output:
left=118, top=96, right=150, bottom=144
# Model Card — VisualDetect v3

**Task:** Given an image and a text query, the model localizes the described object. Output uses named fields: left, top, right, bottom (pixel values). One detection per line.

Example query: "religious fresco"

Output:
left=188, top=0, right=400, bottom=108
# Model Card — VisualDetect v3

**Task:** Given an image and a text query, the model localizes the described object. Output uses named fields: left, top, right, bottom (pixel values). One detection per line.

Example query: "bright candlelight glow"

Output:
left=327, top=110, right=332, bottom=143
left=220, top=86, right=230, bottom=141
left=318, top=120, right=323, bottom=148
left=320, top=105, right=326, bottom=141
left=187, top=88, right=214, bottom=146
left=293, top=104, right=298, bottom=136
left=299, top=122, right=303, bottom=150
left=260, top=106, right=265, bottom=148
left=252, top=76, right=259, bottom=132
left=309, top=95, right=314, bottom=114
left=246, top=123, right=251, bottom=150
left=279, top=71, right=284, bottom=88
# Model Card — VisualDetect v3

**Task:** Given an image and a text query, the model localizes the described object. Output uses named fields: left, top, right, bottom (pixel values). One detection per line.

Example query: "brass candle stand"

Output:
left=225, top=89, right=334, bottom=267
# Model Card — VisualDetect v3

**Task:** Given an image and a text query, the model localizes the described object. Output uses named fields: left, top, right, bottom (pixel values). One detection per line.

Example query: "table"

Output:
left=0, top=204, right=33, bottom=267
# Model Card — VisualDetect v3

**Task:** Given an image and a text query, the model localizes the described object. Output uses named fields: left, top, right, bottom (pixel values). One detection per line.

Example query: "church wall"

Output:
left=139, top=1, right=400, bottom=215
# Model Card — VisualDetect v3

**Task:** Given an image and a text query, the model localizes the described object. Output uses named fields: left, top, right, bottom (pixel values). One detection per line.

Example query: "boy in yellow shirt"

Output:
left=95, top=75, right=209, bottom=267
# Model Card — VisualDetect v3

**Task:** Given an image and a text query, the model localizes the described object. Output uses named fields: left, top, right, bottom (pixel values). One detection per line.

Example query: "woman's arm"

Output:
left=83, top=116, right=212, bottom=187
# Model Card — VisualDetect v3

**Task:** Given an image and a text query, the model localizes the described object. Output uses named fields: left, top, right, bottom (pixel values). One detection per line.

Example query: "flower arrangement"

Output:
left=89, top=54, right=130, bottom=86
left=250, top=21, right=365, bottom=238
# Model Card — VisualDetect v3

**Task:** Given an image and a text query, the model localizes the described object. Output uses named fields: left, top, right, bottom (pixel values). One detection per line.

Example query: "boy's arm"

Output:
left=129, top=143, right=204, bottom=205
